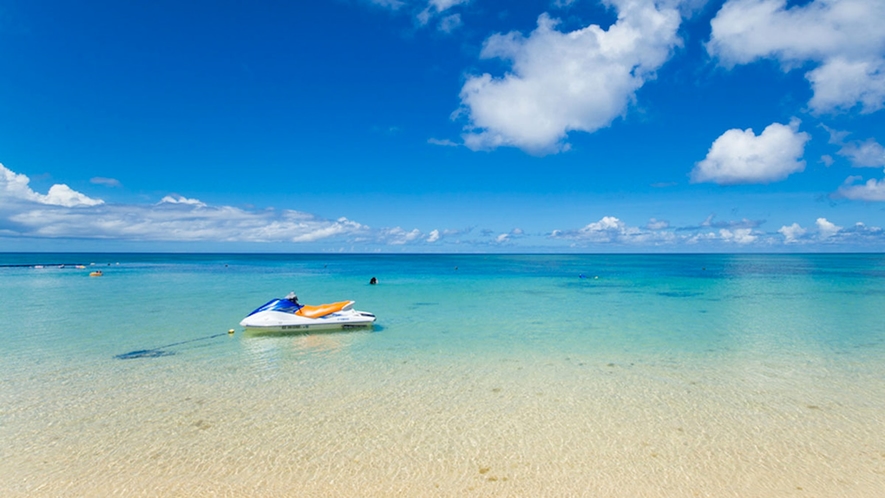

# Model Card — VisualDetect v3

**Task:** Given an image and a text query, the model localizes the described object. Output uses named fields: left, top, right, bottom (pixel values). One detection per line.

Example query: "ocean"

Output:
left=1, top=253, right=884, bottom=496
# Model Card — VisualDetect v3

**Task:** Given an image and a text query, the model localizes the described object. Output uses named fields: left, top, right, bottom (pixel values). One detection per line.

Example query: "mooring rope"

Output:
left=114, top=331, right=231, bottom=360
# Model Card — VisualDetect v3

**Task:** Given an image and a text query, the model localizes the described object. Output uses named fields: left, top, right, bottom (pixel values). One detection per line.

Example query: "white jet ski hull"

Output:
left=240, top=299, right=376, bottom=333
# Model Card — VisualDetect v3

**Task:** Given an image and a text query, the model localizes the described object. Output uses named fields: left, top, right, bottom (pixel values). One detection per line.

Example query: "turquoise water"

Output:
left=2, top=253, right=885, bottom=496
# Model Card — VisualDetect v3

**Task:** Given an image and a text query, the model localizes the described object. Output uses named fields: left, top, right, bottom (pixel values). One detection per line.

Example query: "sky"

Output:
left=1, top=0, right=884, bottom=253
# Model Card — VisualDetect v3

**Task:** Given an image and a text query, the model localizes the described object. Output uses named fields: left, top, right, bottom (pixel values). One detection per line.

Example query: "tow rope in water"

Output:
left=114, top=330, right=233, bottom=360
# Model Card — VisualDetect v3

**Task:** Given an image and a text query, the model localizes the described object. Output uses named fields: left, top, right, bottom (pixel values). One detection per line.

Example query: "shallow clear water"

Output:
left=2, top=253, right=884, bottom=496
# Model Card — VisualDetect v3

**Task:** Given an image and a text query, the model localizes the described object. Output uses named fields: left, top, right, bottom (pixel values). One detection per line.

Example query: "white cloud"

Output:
left=426, top=229, right=441, bottom=242
left=579, top=216, right=629, bottom=241
left=370, top=0, right=406, bottom=10
left=1, top=163, right=104, bottom=207
left=418, top=0, right=469, bottom=28
left=438, top=13, right=462, bottom=32
left=816, top=217, right=842, bottom=238
left=778, top=222, right=807, bottom=243
left=776, top=219, right=885, bottom=244
left=90, top=177, right=121, bottom=187
left=845, top=221, right=884, bottom=239
left=691, top=119, right=810, bottom=184
left=806, top=56, right=885, bottom=113
left=548, top=213, right=885, bottom=248
left=7, top=203, right=368, bottom=243
left=458, top=1, right=682, bottom=154
left=371, top=0, right=468, bottom=30
left=427, top=137, right=459, bottom=147
left=159, top=194, right=207, bottom=207
left=428, top=0, right=468, bottom=12
left=551, top=216, right=650, bottom=243
left=491, top=228, right=525, bottom=244
left=708, top=0, right=885, bottom=113
left=289, top=217, right=367, bottom=243
left=41, top=184, right=104, bottom=208
left=837, top=138, right=885, bottom=167
left=380, top=227, right=423, bottom=245
left=684, top=232, right=713, bottom=244
left=647, top=218, right=669, bottom=230
left=0, top=163, right=371, bottom=243
left=835, top=176, right=885, bottom=201
left=719, top=228, right=757, bottom=244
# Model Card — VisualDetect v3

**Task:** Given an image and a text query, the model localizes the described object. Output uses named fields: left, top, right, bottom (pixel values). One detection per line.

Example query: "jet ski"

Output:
left=240, top=292, right=376, bottom=332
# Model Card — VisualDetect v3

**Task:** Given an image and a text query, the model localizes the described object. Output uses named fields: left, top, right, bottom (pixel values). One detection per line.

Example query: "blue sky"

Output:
left=1, top=0, right=884, bottom=252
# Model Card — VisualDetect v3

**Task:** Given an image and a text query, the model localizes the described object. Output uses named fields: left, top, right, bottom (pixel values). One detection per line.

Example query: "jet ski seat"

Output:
left=295, top=301, right=353, bottom=319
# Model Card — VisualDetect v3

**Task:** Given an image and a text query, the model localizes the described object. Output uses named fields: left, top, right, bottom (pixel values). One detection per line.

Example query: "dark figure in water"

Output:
left=370, top=277, right=378, bottom=285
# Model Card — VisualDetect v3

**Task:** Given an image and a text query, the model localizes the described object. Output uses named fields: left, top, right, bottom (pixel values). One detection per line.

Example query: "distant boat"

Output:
left=89, top=270, right=103, bottom=277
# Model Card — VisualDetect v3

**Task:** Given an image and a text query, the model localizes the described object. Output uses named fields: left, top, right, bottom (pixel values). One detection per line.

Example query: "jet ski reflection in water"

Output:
left=240, top=292, right=376, bottom=333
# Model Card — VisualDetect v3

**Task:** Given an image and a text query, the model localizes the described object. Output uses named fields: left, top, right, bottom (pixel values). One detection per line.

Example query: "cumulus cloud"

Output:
left=41, top=184, right=105, bottom=208
left=2, top=164, right=476, bottom=246
left=1, top=163, right=104, bottom=207
left=718, top=228, right=757, bottom=244
left=159, top=194, right=207, bottom=207
left=647, top=218, right=669, bottom=230
left=708, top=0, right=885, bottom=113
left=550, top=215, right=773, bottom=246
left=426, top=227, right=474, bottom=243
left=551, top=216, right=659, bottom=243
left=380, top=227, right=423, bottom=245
left=573, top=216, right=636, bottom=242
left=778, top=222, right=807, bottom=243
left=0, top=163, right=369, bottom=243
left=458, top=0, right=682, bottom=154
left=691, top=119, right=810, bottom=184
left=844, top=221, right=884, bottom=240
left=835, top=176, right=885, bottom=201
left=777, top=218, right=880, bottom=243
left=779, top=219, right=884, bottom=244
left=547, top=213, right=885, bottom=248
left=13, top=204, right=366, bottom=243
left=838, top=138, right=885, bottom=167
left=7, top=203, right=368, bottom=243
left=816, top=217, right=842, bottom=238
left=492, top=228, right=525, bottom=244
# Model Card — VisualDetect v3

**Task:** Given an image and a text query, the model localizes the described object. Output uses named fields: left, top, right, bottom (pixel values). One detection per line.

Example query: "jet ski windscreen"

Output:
left=245, top=298, right=303, bottom=317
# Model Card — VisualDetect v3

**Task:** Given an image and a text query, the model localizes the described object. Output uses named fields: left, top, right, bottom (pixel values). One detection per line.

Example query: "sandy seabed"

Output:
left=3, top=345, right=884, bottom=498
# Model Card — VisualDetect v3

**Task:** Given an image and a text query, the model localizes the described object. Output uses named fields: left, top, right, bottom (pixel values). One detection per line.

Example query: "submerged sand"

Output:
left=3, top=342, right=884, bottom=497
